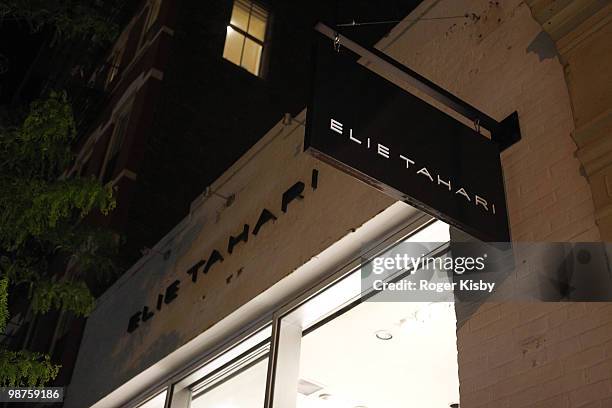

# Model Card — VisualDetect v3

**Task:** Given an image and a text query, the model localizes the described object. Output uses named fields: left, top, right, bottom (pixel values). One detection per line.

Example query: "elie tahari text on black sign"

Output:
left=305, top=32, right=511, bottom=242
left=126, top=171, right=319, bottom=334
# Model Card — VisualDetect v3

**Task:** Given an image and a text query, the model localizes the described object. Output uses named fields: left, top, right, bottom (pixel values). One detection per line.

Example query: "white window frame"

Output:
left=138, top=0, right=163, bottom=50
left=105, top=33, right=128, bottom=89
left=100, top=97, right=135, bottom=185
left=145, top=0, right=162, bottom=33
left=118, top=209, right=448, bottom=408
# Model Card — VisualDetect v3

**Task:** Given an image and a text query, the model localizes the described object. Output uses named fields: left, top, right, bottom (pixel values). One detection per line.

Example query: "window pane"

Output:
left=271, top=221, right=459, bottom=408
left=137, top=390, right=166, bottom=408
left=295, top=301, right=459, bottom=408
left=180, top=327, right=271, bottom=408
left=191, top=356, right=268, bottom=408
left=248, top=4, right=267, bottom=41
left=230, top=0, right=250, bottom=32
left=241, top=37, right=262, bottom=75
left=223, top=26, right=245, bottom=66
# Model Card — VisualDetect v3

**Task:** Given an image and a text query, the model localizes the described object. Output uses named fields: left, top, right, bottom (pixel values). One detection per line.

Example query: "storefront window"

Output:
left=136, top=221, right=457, bottom=408
left=168, top=325, right=272, bottom=408
left=191, top=353, right=268, bottom=408
left=295, top=300, right=458, bottom=408
left=136, top=390, right=167, bottom=408
left=270, top=221, right=460, bottom=408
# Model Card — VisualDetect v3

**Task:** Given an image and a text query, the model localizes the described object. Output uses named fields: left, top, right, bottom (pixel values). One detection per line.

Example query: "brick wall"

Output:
left=527, top=1, right=612, bottom=241
left=376, top=0, right=611, bottom=406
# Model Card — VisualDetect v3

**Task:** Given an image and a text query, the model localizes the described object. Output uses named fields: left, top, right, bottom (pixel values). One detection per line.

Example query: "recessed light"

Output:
left=318, top=393, right=333, bottom=400
left=375, top=329, right=393, bottom=340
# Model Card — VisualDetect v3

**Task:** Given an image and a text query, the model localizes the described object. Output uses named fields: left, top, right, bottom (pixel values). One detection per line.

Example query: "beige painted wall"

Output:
left=66, top=112, right=397, bottom=408
left=378, top=0, right=610, bottom=406
left=531, top=1, right=612, bottom=240
left=67, top=1, right=611, bottom=407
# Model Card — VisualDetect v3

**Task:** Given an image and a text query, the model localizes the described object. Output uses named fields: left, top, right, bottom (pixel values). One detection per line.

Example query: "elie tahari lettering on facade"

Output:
left=126, top=170, right=319, bottom=333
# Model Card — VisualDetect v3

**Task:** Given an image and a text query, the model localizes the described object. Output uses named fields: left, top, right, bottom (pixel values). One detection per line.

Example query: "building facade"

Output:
left=64, top=0, right=612, bottom=407
left=67, top=0, right=414, bottom=266
left=32, top=0, right=420, bottom=387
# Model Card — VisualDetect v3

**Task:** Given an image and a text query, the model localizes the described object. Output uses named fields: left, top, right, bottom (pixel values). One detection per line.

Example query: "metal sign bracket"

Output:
left=315, top=22, right=521, bottom=153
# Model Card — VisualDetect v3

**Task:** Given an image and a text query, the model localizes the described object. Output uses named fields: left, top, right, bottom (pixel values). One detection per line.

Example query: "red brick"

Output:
left=470, top=305, right=503, bottom=331
left=477, top=398, right=511, bottom=408
left=524, top=394, right=569, bottom=408
left=548, top=306, right=570, bottom=327
left=605, top=340, right=612, bottom=358
left=569, top=380, right=612, bottom=406
left=564, top=347, right=606, bottom=370
left=510, top=370, right=585, bottom=407
left=596, top=305, right=612, bottom=324
left=585, top=359, right=612, bottom=384
left=576, top=401, right=602, bottom=408
left=513, top=315, right=550, bottom=341
left=489, top=344, right=522, bottom=369
left=568, top=304, right=588, bottom=319
left=493, top=361, right=564, bottom=399
left=482, top=315, right=520, bottom=341
left=518, top=303, right=559, bottom=323
left=580, top=322, right=612, bottom=350
left=546, top=336, right=582, bottom=360
left=460, top=385, right=494, bottom=407
left=460, top=354, right=489, bottom=380
left=555, top=312, right=601, bottom=342
left=564, top=346, right=607, bottom=371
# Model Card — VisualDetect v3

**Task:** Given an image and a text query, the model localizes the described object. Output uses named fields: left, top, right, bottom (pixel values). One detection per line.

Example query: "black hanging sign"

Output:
left=305, top=31, right=511, bottom=242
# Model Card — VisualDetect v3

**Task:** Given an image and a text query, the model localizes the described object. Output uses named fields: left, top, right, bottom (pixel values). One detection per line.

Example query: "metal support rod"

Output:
left=315, top=22, right=504, bottom=138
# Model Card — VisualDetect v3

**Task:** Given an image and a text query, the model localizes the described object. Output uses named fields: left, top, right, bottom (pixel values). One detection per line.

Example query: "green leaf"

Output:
left=0, top=277, right=8, bottom=333
left=0, top=90, right=118, bottom=387
left=0, top=348, right=60, bottom=387
left=31, top=279, right=95, bottom=317
left=0, top=177, right=116, bottom=249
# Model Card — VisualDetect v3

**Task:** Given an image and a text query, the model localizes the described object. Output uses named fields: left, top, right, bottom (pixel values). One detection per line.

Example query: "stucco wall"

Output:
left=526, top=0, right=612, bottom=240
left=377, top=0, right=610, bottom=406
left=66, top=112, right=396, bottom=407
left=67, top=1, right=611, bottom=407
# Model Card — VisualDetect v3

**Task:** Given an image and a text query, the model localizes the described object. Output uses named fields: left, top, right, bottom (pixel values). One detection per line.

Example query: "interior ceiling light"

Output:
left=318, top=393, right=333, bottom=400
left=374, top=329, right=393, bottom=340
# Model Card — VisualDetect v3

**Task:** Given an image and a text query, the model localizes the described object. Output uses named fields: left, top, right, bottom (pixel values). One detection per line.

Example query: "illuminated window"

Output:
left=223, top=0, right=268, bottom=76
left=136, top=390, right=166, bottom=408
left=270, top=221, right=460, bottom=408
left=167, top=326, right=272, bottom=408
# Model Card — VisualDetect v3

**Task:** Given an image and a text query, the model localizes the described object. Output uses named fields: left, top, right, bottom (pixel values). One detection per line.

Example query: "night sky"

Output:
left=0, top=20, right=47, bottom=105
left=0, top=0, right=422, bottom=106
